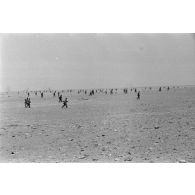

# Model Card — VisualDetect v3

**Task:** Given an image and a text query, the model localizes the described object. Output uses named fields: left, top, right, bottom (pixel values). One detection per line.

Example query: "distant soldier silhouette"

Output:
left=27, top=97, right=31, bottom=108
left=25, top=97, right=31, bottom=108
left=24, top=98, right=28, bottom=108
left=89, top=90, right=94, bottom=96
left=123, top=88, right=128, bottom=94
left=159, top=87, right=162, bottom=92
left=110, top=89, right=113, bottom=95
left=62, top=98, right=68, bottom=108
left=137, top=91, right=140, bottom=100
left=59, top=94, right=62, bottom=102
left=41, top=92, right=43, bottom=98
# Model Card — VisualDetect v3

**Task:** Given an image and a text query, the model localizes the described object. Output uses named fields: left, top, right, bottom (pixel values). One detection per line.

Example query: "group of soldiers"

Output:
left=23, top=85, right=174, bottom=108
left=24, top=91, right=68, bottom=109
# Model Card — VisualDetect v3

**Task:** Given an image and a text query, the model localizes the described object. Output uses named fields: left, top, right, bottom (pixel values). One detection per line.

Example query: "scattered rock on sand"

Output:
left=149, top=147, right=153, bottom=151
left=78, top=154, right=89, bottom=159
left=178, top=159, right=187, bottom=163
left=131, top=146, right=136, bottom=149
left=124, top=157, right=133, bottom=162
left=94, top=143, right=98, bottom=147
left=101, top=147, right=106, bottom=151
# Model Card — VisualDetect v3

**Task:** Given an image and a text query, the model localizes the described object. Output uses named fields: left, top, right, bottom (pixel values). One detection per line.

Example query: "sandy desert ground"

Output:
left=0, top=87, right=195, bottom=162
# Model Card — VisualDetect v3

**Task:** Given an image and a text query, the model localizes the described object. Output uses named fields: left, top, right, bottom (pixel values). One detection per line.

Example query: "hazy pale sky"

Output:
left=0, top=33, right=195, bottom=91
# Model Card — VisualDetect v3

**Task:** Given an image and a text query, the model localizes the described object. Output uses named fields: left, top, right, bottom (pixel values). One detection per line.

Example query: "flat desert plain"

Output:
left=0, top=87, right=195, bottom=162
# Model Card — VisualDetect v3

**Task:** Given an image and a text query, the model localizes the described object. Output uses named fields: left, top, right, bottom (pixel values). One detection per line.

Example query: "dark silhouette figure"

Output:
left=59, top=94, right=62, bottom=102
left=25, top=97, right=31, bottom=108
left=62, top=98, right=68, bottom=108
left=123, top=88, right=128, bottom=94
left=137, top=91, right=140, bottom=100
left=110, top=89, right=113, bottom=95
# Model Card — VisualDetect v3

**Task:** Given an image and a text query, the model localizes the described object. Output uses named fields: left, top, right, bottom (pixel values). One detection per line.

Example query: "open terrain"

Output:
left=0, top=87, right=195, bottom=162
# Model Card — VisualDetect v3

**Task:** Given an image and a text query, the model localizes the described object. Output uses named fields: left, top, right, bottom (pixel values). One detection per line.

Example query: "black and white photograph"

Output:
left=1, top=1, right=195, bottom=194
left=0, top=33, right=195, bottom=163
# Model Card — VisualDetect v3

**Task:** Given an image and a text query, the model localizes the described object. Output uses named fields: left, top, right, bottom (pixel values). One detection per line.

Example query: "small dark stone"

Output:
left=124, top=157, right=133, bottom=162
left=92, top=158, right=98, bottom=161
left=78, top=154, right=89, bottom=159
left=11, top=152, right=15, bottom=154
left=102, top=147, right=106, bottom=151
left=94, top=143, right=98, bottom=147
left=178, top=159, right=187, bottom=163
